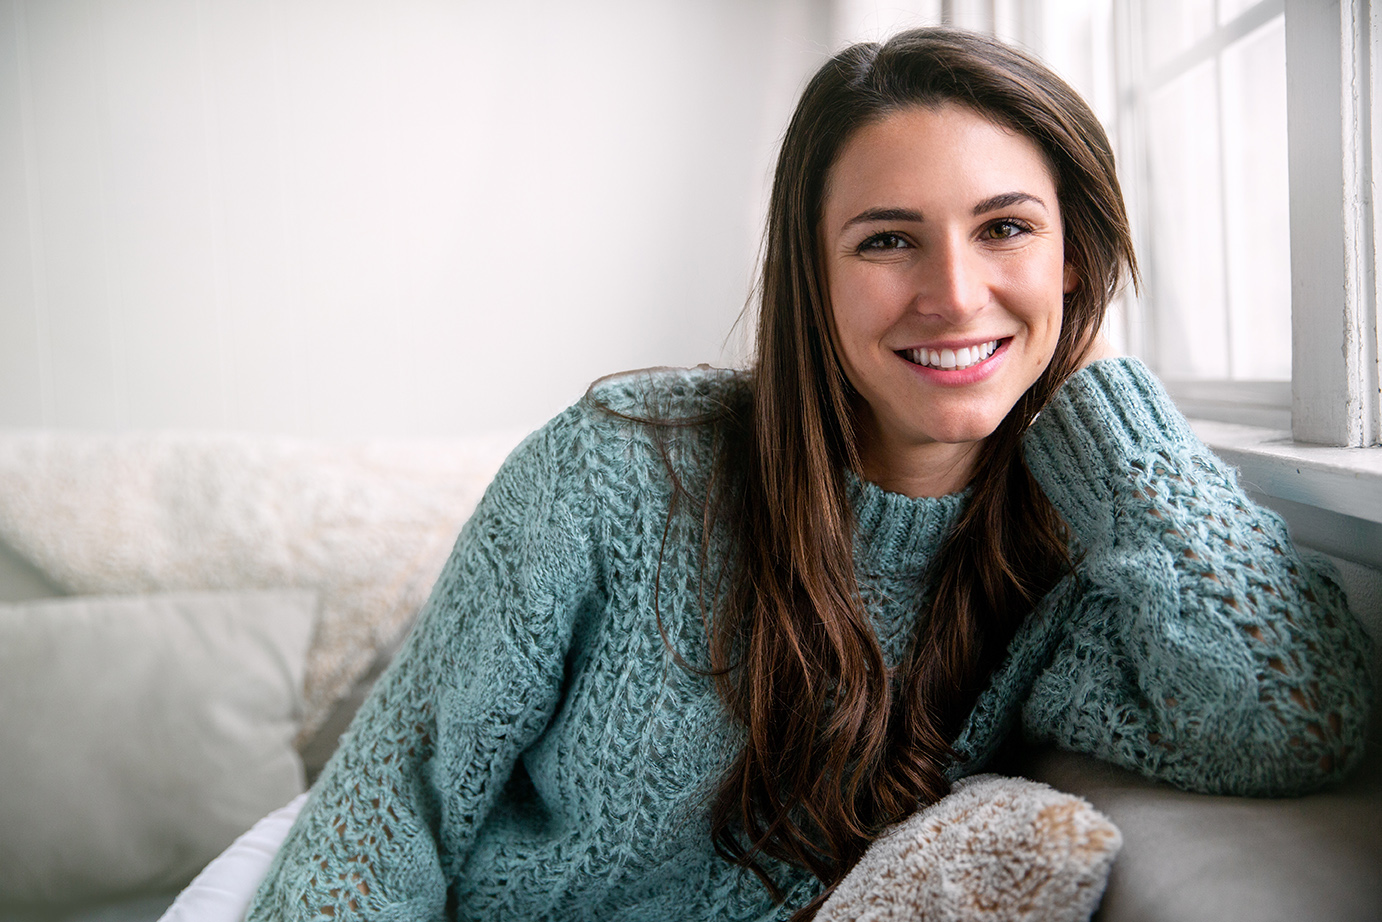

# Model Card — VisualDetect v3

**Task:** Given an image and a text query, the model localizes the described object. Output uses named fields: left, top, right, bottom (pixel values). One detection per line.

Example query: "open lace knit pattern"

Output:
left=816, top=774, right=1122, bottom=922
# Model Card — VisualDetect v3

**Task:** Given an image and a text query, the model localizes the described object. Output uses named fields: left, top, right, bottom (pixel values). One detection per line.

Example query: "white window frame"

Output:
left=1283, top=0, right=1381, bottom=448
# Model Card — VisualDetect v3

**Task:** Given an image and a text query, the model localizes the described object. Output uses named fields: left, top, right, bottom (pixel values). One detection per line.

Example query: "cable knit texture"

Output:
left=246, top=358, right=1374, bottom=922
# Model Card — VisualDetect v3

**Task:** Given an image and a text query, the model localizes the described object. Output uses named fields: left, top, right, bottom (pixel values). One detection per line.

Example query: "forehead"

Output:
left=824, top=104, right=1058, bottom=215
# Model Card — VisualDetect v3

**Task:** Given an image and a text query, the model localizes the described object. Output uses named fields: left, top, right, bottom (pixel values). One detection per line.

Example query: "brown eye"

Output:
left=859, top=232, right=910, bottom=252
left=985, top=219, right=1031, bottom=240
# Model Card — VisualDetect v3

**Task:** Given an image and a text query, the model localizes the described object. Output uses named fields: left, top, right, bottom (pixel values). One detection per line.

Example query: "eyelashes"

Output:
left=858, top=232, right=911, bottom=252
left=854, top=218, right=1035, bottom=255
left=983, top=218, right=1035, bottom=239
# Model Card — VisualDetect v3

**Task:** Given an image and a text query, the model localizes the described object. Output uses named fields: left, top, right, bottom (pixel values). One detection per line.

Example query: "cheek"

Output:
left=1006, top=290, right=1064, bottom=374
left=1012, top=261, right=1067, bottom=341
left=828, top=302, right=874, bottom=392
left=1031, top=304, right=1063, bottom=361
left=830, top=267, right=910, bottom=340
left=1040, top=314, right=1063, bottom=366
left=824, top=279, right=867, bottom=385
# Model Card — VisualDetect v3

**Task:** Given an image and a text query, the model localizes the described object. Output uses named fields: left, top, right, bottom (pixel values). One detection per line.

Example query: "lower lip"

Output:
left=898, top=339, right=1010, bottom=386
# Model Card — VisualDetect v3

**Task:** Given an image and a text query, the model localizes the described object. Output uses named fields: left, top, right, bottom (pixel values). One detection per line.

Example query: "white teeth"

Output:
left=904, top=339, right=999, bottom=370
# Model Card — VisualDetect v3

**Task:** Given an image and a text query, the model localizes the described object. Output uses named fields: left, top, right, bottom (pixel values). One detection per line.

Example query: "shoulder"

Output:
left=583, top=364, right=749, bottom=421
left=580, top=365, right=749, bottom=472
left=491, top=366, right=748, bottom=507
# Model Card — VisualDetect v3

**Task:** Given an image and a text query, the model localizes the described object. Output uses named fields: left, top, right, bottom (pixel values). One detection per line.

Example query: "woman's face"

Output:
left=821, top=103, right=1075, bottom=497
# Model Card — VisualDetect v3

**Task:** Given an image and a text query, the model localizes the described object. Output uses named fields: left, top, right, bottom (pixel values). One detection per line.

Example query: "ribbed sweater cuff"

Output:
left=1023, top=357, right=1202, bottom=548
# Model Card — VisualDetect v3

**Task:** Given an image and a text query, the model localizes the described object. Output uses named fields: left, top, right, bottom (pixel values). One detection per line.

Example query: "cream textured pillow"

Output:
left=817, top=774, right=1122, bottom=922
left=0, top=590, right=316, bottom=909
left=0, top=431, right=522, bottom=743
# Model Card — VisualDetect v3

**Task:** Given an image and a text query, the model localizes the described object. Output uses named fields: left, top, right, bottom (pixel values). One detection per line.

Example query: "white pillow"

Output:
left=158, top=793, right=308, bottom=922
left=0, top=590, right=316, bottom=909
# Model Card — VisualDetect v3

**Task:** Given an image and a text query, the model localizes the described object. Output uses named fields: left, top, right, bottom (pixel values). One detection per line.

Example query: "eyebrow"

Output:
left=839, top=192, right=1048, bottom=231
left=972, top=191, right=1047, bottom=215
left=840, top=206, right=924, bottom=231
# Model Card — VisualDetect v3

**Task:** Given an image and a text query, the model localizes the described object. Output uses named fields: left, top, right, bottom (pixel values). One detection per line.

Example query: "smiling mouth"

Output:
left=899, top=339, right=1004, bottom=370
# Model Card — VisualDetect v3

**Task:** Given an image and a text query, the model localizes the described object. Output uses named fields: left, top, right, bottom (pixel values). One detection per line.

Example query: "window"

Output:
left=1116, top=0, right=1379, bottom=447
left=1016, top=0, right=1382, bottom=567
left=1124, top=1, right=1293, bottom=427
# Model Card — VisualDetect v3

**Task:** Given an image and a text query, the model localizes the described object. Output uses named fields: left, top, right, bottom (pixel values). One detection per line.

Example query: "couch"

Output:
left=0, top=429, right=1376, bottom=922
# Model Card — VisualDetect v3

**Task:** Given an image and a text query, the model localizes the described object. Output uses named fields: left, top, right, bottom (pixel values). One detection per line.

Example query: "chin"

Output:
left=923, top=414, right=1008, bottom=447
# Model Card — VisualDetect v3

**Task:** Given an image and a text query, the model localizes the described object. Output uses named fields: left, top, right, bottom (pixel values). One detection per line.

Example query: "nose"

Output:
left=915, top=233, right=987, bottom=321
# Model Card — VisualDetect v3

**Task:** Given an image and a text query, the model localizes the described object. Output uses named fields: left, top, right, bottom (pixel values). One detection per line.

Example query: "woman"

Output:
left=246, top=27, right=1373, bottom=922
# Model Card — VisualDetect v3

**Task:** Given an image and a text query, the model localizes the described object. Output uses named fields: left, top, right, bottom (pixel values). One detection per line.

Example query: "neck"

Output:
left=856, top=434, right=981, bottom=498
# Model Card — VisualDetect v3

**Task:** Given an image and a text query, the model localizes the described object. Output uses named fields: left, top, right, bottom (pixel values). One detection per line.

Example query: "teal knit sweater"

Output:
left=247, top=358, right=1373, bottom=922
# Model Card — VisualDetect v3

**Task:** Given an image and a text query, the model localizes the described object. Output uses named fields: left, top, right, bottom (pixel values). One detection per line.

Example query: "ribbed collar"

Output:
left=846, top=471, right=969, bottom=576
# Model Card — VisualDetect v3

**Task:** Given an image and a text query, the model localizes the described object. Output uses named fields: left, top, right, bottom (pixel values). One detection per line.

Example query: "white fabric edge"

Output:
left=157, top=792, right=308, bottom=922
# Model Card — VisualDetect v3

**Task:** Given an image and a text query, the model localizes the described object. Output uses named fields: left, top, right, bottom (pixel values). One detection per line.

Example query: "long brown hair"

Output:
left=700, top=27, right=1138, bottom=917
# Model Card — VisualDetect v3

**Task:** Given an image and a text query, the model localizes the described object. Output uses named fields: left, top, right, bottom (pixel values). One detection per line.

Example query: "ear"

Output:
left=1062, top=262, right=1080, bottom=295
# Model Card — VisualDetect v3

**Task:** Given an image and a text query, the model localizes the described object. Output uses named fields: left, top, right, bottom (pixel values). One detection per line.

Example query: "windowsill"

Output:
left=1189, top=418, right=1382, bottom=569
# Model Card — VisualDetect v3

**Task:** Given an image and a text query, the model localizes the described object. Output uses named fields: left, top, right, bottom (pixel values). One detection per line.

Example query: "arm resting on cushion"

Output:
left=1019, top=359, right=1373, bottom=795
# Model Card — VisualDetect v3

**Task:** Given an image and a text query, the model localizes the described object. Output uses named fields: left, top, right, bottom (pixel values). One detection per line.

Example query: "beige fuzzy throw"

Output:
left=0, top=430, right=523, bottom=743
left=817, top=774, right=1122, bottom=922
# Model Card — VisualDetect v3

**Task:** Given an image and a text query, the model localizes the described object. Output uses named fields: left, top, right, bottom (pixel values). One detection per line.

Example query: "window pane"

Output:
left=1146, top=59, right=1228, bottom=379
left=1217, top=0, right=1264, bottom=26
left=1219, top=16, right=1291, bottom=379
left=1141, top=0, right=1215, bottom=71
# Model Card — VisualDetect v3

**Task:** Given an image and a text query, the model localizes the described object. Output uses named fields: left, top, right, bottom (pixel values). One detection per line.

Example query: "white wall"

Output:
left=0, top=0, right=835, bottom=438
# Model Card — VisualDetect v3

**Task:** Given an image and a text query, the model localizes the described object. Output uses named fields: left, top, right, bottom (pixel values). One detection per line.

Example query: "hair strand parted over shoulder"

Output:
left=704, top=27, right=1137, bottom=920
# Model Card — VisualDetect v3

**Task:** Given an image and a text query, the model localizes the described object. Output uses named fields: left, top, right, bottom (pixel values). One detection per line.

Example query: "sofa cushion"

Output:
left=1024, top=746, right=1382, bottom=922
left=0, top=537, right=62, bottom=603
left=0, top=590, right=316, bottom=910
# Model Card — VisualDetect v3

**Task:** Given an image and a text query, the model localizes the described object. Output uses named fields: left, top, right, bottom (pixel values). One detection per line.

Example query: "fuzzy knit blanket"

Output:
left=818, top=774, right=1122, bottom=922
left=0, top=429, right=523, bottom=743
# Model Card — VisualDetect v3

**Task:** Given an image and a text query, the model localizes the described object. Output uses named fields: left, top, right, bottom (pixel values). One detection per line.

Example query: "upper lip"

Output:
left=894, top=336, right=1009, bottom=352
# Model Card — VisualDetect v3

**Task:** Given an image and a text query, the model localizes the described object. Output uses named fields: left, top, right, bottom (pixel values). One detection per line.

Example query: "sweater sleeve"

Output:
left=245, top=403, right=603, bottom=921
left=1019, top=358, right=1374, bottom=795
